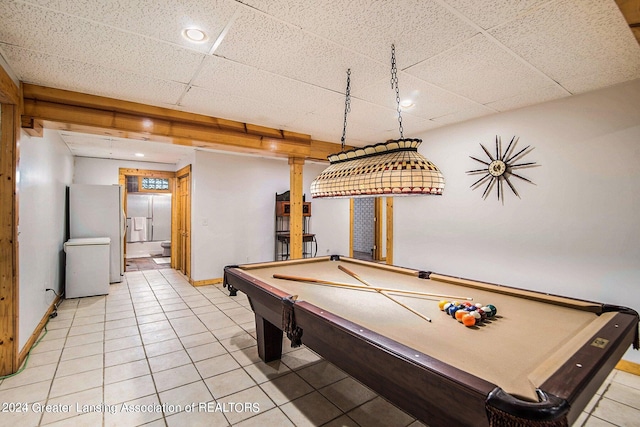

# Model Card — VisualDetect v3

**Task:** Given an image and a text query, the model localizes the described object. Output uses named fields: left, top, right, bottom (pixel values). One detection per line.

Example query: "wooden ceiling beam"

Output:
left=21, top=84, right=349, bottom=161
left=0, top=65, right=19, bottom=105
left=617, top=0, right=640, bottom=44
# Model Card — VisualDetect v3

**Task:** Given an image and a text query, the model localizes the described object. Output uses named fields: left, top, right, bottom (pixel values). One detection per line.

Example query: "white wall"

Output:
left=191, top=151, right=289, bottom=280
left=189, top=153, right=349, bottom=281
left=73, top=157, right=175, bottom=184
left=176, top=150, right=195, bottom=173
left=395, top=79, right=640, bottom=362
left=304, top=162, right=350, bottom=258
left=18, top=129, right=74, bottom=350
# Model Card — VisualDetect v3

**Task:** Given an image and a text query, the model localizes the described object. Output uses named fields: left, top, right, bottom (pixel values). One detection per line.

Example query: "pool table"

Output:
left=223, top=256, right=639, bottom=427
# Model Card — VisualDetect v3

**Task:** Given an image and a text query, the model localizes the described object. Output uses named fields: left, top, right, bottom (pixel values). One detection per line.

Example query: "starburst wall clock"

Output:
left=466, top=135, right=538, bottom=202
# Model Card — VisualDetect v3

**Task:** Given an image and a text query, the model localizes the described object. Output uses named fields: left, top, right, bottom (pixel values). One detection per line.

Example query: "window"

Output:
left=141, top=177, right=169, bottom=191
left=126, top=175, right=139, bottom=192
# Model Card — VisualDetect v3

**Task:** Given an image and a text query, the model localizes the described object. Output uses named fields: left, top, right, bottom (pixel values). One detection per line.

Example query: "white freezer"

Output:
left=64, top=237, right=110, bottom=298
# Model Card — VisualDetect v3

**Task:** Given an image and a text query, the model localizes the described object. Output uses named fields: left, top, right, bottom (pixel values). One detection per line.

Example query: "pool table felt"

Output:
left=238, top=257, right=613, bottom=401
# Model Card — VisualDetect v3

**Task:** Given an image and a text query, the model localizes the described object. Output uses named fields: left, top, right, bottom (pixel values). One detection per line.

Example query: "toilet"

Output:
left=161, top=241, right=171, bottom=257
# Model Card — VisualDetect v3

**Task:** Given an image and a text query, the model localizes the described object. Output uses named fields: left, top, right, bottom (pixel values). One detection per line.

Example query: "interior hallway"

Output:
left=0, top=268, right=638, bottom=427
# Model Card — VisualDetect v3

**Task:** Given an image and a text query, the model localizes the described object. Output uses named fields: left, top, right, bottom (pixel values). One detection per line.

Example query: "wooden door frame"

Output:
left=175, top=165, right=191, bottom=278
left=349, top=197, right=393, bottom=264
left=119, top=167, right=191, bottom=279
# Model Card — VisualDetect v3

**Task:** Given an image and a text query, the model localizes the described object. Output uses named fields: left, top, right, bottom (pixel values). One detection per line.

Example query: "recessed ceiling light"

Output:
left=134, top=153, right=145, bottom=157
left=400, top=99, right=414, bottom=109
left=182, top=28, right=207, bottom=43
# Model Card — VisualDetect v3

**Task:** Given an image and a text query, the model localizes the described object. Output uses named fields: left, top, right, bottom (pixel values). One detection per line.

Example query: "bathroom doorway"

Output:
left=126, top=192, right=172, bottom=258
left=119, top=168, right=176, bottom=273
left=352, top=198, right=375, bottom=260
left=119, top=166, right=192, bottom=277
left=350, top=197, right=393, bottom=263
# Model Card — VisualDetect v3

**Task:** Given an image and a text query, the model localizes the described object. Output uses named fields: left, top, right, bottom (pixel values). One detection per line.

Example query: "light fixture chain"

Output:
left=390, top=44, right=404, bottom=139
left=341, top=69, right=351, bottom=150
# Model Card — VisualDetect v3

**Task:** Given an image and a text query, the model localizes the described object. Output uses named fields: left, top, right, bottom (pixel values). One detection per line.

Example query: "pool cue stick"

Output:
left=274, top=274, right=443, bottom=299
left=272, top=274, right=472, bottom=301
left=337, top=265, right=432, bottom=323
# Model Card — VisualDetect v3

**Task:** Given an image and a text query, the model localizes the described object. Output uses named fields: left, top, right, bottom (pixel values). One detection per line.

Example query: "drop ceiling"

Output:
left=1, top=0, right=640, bottom=164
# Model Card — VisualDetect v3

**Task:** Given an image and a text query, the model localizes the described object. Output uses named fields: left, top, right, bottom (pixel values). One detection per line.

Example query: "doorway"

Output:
left=118, top=166, right=191, bottom=278
left=350, top=197, right=393, bottom=263
left=175, top=165, right=191, bottom=277
left=125, top=191, right=172, bottom=260
left=352, top=198, right=375, bottom=260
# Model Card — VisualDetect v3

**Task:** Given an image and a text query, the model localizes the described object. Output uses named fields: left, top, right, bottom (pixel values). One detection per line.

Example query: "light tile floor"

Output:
left=1, top=268, right=639, bottom=427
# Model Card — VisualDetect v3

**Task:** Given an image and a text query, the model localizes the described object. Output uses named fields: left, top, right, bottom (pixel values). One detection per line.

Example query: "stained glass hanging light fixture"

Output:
left=310, top=45, right=445, bottom=198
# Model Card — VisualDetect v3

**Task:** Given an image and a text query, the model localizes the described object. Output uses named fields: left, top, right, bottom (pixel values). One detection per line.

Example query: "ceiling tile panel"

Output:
left=285, top=111, right=346, bottom=146
left=180, top=86, right=309, bottom=131
left=239, top=0, right=479, bottom=68
left=60, top=132, right=194, bottom=164
left=192, top=55, right=346, bottom=118
left=407, top=34, right=554, bottom=104
left=287, top=100, right=399, bottom=146
left=560, top=65, right=640, bottom=95
left=214, top=7, right=388, bottom=93
left=397, top=114, right=442, bottom=137
left=444, top=0, right=549, bottom=30
left=335, top=96, right=443, bottom=143
left=429, top=103, right=495, bottom=125
left=488, top=0, right=640, bottom=88
left=26, top=0, right=240, bottom=53
left=485, top=84, right=569, bottom=112
left=346, top=98, right=403, bottom=133
left=354, top=73, right=483, bottom=120
left=2, top=45, right=186, bottom=107
left=0, top=1, right=204, bottom=83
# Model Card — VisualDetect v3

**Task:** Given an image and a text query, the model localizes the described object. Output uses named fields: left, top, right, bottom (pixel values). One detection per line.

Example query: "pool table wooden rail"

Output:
left=224, top=266, right=501, bottom=425
left=223, top=257, right=639, bottom=427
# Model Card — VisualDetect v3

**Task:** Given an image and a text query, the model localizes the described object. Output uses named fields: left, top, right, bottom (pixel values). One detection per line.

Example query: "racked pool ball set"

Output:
left=439, top=300, right=497, bottom=327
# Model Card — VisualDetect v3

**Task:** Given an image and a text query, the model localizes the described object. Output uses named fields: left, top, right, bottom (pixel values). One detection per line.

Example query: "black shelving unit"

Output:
left=275, top=191, right=317, bottom=260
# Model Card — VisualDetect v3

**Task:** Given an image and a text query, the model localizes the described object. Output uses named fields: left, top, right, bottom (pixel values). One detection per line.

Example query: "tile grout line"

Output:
left=128, top=272, right=171, bottom=427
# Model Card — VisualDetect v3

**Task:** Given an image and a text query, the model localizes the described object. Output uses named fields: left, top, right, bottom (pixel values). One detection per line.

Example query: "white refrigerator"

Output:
left=69, top=184, right=125, bottom=283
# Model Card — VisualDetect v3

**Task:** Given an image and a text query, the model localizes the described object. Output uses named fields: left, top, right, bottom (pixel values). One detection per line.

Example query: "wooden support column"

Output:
left=288, top=157, right=305, bottom=259
left=0, top=67, right=20, bottom=375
